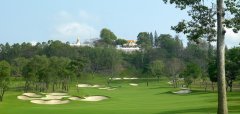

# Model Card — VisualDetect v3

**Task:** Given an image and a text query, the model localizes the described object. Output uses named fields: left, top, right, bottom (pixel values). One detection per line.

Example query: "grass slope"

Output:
left=0, top=79, right=239, bottom=114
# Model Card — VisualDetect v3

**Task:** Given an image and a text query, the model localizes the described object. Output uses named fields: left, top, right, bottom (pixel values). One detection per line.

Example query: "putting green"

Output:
left=0, top=80, right=239, bottom=114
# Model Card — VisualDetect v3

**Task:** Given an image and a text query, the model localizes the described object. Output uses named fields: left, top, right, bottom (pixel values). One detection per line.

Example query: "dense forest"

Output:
left=0, top=28, right=239, bottom=97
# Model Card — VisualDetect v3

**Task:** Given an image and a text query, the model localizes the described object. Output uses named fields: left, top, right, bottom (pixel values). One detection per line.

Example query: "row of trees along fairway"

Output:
left=0, top=28, right=240, bottom=104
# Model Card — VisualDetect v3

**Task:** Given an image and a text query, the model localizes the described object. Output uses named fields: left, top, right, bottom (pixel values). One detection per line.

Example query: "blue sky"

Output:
left=0, top=0, right=239, bottom=47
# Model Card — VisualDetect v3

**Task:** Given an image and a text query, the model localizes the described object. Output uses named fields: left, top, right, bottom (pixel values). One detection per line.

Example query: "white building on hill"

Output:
left=117, top=40, right=140, bottom=52
left=70, top=36, right=93, bottom=47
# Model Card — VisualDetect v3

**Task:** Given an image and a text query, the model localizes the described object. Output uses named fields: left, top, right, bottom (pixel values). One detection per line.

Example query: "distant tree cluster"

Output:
left=0, top=28, right=240, bottom=102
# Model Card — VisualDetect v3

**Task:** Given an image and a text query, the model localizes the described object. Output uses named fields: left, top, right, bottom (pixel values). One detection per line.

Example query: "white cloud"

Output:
left=79, top=10, right=90, bottom=20
left=51, top=10, right=100, bottom=42
left=52, top=22, right=98, bottom=42
left=225, top=28, right=240, bottom=48
left=78, top=10, right=101, bottom=23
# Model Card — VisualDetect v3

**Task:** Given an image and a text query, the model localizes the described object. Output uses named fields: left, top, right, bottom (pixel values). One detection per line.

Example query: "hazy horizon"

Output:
left=0, top=0, right=239, bottom=47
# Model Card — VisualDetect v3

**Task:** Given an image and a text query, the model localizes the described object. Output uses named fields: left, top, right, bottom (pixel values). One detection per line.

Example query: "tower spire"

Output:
left=76, top=36, right=80, bottom=45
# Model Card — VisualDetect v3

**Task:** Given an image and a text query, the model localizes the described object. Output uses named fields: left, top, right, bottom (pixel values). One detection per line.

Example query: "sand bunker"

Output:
left=69, top=96, right=108, bottom=101
left=111, top=78, right=122, bottom=80
left=18, top=92, right=109, bottom=104
left=129, top=83, right=138, bottom=86
left=167, top=81, right=173, bottom=85
left=30, top=100, right=70, bottom=105
left=110, top=77, right=139, bottom=80
left=92, top=85, right=101, bottom=87
left=77, top=84, right=92, bottom=87
left=18, top=92, right=70, bottom=101
left=81, top=96, right=108, bottom=101
left=173, top=89, right=191, bottom=94
left=123, top=77, right=139, bottom=80
left=23, top=93, right=42, bottom=97
left=77, top=84, right=101, bottom=88
left=47, top=93, right=68, bottom=96
left=40, top=95, right=69, bottom=100
left=99, top=87, right=116, bottom=91
left=69, top=97, right=82, bottom=100
left=17, top=95, right=40, bottom=100
left=99, top=87, right=109, bottom=90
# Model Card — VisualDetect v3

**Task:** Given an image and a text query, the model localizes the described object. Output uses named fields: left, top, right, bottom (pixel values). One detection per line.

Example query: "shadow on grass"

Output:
left=227, top=92, right=240, bottom=97
left=156, top=90, right=212, bottom=96
left=229, top=105, right=240, bottom=112
left=155, top=107, right=216, bottom=114
left=149, top=86, right=172, bottom=89
left=10, top=86, right=25, bottom=92
left=155, top=105, right=240, bottom=114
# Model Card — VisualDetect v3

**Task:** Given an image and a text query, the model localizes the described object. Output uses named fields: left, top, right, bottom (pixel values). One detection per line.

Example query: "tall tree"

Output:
left=155, top=34, right=182, bottom=58
left=226, top=47, right=240, bottom=92
left=137, top=32, right=152, bottom=50
left=208, top=59, right=218, bottom=91
left=115, top=39, right=128, bottom=46
left=163, top=0, right=240, bottom=113
left=154, top=31, right=158, bottom=47
left=0, top=61, right=11, bottom=102
left=149, top=32, right=154, bottom=47
left=137, top=32, right=152, bottom=71
left=68, top=57, right=88, bottom=81
left=181, top=63, right=202, bottom=88
left=11, top=57, right=29, bottom=77
left=166, top=58, right=184, bottom=88
left=22, top=55, right=49, bottom=92
left=149, top=60, right=165, bottom=83
left=100, top=28, right=117, bottom=46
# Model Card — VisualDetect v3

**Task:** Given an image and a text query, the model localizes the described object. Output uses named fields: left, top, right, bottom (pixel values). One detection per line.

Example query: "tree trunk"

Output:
left=212, top=82, right=215, bottom=92
left=228, top=79, right=233, bottom=92
left=52, top=83, right=55, bottom=92
left=24, top=81, right=28, bottom=92
left=0, top=89, right=5, bottom=102
left=92, top=72, right=95, bottom=79
left=204, top=80, right=207, bottom=92
left=217, top=0, right=228, bottom=113
left=146, top=74, right=149, bottom=86
left=0, top=95, right=2, bottom=102
left=147, top=81, right=149, bottom=86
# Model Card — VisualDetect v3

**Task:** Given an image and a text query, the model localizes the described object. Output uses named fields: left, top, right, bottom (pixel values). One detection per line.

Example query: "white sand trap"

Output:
left=77, top=84, right=92, bottom=87
left=68, top=97, right=82, bottom=101
left=77, top=84, right=101, bottom=88
left=40, top=95, right=69, bottom=100
left=99, top=87, right=116, bottom=91
left=92, top=85, right=101, bottom=87
left=30, top=100, right=69, bottom=105
left=17, top=95, right=40, bottom=100
left=47, top=93, right=68, bottom=96
left=81, top=96, right=108, bottom=102
left=23, top=93, right=42, bottom=97
left=167, top=81, right=173, bottom=85
left=129, top=83, right=138, bottom=86
left=130, top=77, right=138, bottom=80
left=99, top=87, right=110, bottom=90
left=123, top=77, right=139, bottom=80
left=111, top=78, right=122, bottom=80
left=173, top=89, right=191, bottom=94
left=123, top=77, right=131, bottom=80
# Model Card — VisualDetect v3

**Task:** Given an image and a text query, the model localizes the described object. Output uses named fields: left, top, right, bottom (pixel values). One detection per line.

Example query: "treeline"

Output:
left=0, top=28, right=240, bottom=95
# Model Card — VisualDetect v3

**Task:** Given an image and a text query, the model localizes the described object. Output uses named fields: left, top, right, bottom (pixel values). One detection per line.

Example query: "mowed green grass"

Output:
left=0, top=79, right=239, bottom=114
